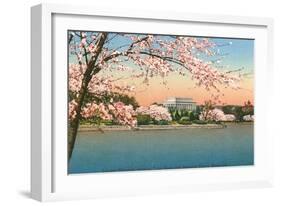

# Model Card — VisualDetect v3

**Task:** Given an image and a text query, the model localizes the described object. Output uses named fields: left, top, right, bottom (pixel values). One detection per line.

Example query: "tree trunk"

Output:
left=67, top=78, right=88, bottom=160
left=68, top=117, right=80, bottom=160
left=68, top=32, right=108, bottom=162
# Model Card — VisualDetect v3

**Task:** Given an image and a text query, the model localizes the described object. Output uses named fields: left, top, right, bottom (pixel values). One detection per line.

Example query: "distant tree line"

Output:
left=220, top=100, right=254, bottom=121
left=78, top=91, right=254, bottom=126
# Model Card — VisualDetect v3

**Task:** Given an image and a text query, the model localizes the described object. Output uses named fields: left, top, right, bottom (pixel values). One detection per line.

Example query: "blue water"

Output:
left=68, top=124, right=254, bottom=174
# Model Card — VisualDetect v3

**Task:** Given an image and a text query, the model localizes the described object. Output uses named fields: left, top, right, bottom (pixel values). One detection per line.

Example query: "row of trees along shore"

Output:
left=80, top=97, right=254, bottom=126
left=68, top=31, right=245, bottom=160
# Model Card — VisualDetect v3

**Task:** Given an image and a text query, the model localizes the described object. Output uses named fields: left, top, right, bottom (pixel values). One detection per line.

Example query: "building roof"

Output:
left=163, top=97, right=196, bottom=104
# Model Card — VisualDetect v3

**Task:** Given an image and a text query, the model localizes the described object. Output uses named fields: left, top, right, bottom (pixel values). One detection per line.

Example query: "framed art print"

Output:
left=31, top=3, right=274, bottom=201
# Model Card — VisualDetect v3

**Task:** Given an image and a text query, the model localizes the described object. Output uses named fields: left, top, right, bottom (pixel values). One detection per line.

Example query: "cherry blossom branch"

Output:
left=102, top=36, right=149, bottom=63
left=225, top=67, right=244, bottom=74
left=136, top=51, right=187, bottom=68
left=105, top=33, right=119, bottom=44
left=80, top=32, right=89, bottom=65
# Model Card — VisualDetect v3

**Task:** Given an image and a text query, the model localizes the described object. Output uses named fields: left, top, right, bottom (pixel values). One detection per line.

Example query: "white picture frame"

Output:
left=31, top=3, right=274, bottom=202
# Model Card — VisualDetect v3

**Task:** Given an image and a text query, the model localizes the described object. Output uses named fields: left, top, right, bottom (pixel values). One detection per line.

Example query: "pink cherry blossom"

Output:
left=243, top=115, right=254, bottom=121
left=136, top=105, right=172, bottom=121
left=80, top=101, right=137, bottom=127
left=69, top=63, right=135, bottom=95
left=68, top=99, right=78, bottom=120
left=199, top=108, right=236, bottom=121
left=110, top=102, right=137, bottom=127
left=81, top=102, right=113, bottom=121
left=224, top=114, right=236, bottom=121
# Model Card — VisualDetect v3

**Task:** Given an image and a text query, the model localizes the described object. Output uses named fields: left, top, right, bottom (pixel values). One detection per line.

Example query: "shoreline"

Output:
left=78, top=124, right=228, bottom=132
left=78, top=122, right=253, bottom=132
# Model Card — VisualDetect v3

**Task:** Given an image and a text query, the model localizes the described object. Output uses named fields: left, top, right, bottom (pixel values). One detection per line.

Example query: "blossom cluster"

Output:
left=243, top=115, right=254, bottom=121
left=109, top=102, right=137, bottom=127
left=81, top=102, right=113, bottom=120
left=71, top=101, right=137, bottom=127
left=69, top=63, right=135, bottom=96
left=199, top=108, right=236, bottom=122
left=69, top=64, right=87, bottom=93
left=68, top=100, right=78, bottom=120
left=69, top=100, right=172, bottom=127
left=136, top=105, right=172, bottom=121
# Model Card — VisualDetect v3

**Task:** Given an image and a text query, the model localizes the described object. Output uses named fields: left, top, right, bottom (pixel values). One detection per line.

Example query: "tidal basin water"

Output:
left=68, top=124, right=254, bottom=174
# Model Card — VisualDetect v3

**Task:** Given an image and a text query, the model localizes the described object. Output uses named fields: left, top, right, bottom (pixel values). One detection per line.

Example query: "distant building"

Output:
left=163, top=97, right=196, bottom=111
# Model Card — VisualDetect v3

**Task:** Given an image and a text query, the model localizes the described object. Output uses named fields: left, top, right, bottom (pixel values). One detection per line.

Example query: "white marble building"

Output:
left=163, top=97, right=196, bottom=111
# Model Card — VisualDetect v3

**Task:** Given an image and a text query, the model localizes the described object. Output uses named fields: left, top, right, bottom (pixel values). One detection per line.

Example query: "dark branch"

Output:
left=105, top=33, right=119, bottom=44
left=68, top=33, right=73, bottom=45
left=80, top=32, right=89, bottom=66
left=101, top=36, right=150, bottom=63
left=225, top=67, right=244, bottom=74
left=136, top=51, right=191, bottom=71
